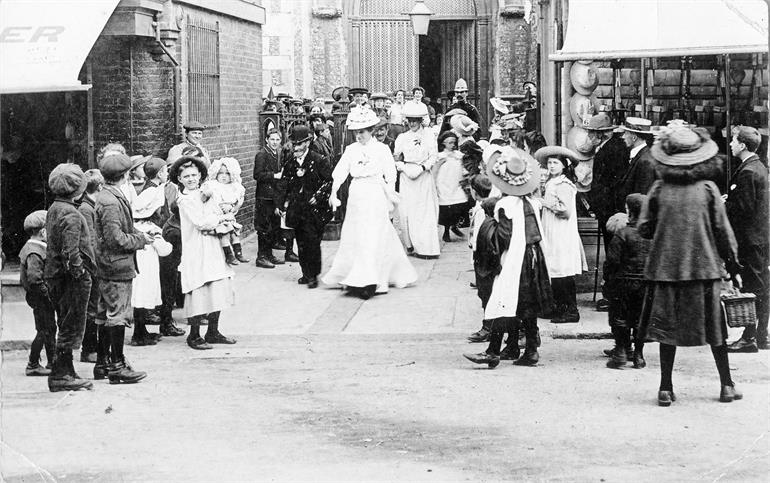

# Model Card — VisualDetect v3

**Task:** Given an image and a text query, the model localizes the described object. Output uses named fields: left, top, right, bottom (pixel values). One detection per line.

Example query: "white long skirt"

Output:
left=182, top=278, right=235, bottom=318
left=397, top=171, right=440, bottom=257
left=322, top=177, right=417, bottom=293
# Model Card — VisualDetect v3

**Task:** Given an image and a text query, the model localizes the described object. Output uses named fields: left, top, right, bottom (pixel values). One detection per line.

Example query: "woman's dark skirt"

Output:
left=638, top=279, right=727, bottom=347
left=517, top=243, right=554, bottom=320
left=438, top=202, right=470, bottom=227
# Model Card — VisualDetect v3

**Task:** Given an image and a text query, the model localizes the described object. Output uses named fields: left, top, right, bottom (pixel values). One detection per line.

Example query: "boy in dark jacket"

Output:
left=20, top=210, right=56, bottom=376
left=466, top=174, right=495, bottom=342
left=44, top=164, right=95, bottom=392
left=77, top=169, right=104, bottom=364
left=604, top=193, right=651, bottom=369
left=94, top=153, right=152, bottom=384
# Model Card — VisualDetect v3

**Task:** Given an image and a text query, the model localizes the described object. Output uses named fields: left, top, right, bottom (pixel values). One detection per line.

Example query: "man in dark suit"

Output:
left=277, top=126, right=333, bottom=289
left=616, top=117, right=657, bottom=213
left=309, top=114, right=334, bottom=161
left=253, top=128, right=292, bottom=268
left=726, top=126, right=770, bottom=352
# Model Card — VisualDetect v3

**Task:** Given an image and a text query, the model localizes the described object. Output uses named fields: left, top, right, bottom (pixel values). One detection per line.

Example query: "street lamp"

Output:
left=407, top=0, right=433, bottom=36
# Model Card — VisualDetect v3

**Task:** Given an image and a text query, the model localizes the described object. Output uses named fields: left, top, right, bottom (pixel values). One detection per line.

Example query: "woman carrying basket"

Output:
left=638, top=121, right=743, bottom=406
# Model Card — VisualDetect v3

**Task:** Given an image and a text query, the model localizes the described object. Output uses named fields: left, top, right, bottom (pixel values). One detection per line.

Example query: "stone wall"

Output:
left=494, top=2, right=539, bottom=97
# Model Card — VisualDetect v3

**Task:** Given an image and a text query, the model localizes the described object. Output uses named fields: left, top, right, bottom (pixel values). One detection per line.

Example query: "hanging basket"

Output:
left=721, top=287, right=757, bottom=328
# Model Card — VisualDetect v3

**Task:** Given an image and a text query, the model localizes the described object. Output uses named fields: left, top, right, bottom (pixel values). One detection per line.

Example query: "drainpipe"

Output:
left=766, top=0, right=770, bottom=137
left=153, top=13, right=181, bottom=139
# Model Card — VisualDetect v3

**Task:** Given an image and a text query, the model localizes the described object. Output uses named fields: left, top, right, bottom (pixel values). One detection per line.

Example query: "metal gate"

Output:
left=356, top=20, right=418, bottom=92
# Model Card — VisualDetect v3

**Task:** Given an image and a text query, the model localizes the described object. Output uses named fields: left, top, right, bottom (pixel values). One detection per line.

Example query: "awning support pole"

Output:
left=640, top=58, right=647, bottom=118
left=725, top=54, right=732, bottom=190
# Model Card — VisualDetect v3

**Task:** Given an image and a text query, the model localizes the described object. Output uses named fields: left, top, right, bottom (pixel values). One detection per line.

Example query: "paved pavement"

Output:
left=2, top=230, right=769, bottom=482
left=3, top=230, right=627, bottom=347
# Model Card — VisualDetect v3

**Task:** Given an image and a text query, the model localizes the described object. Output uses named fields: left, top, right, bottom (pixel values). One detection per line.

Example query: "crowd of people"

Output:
left=17, top=77, right=769, bottom=406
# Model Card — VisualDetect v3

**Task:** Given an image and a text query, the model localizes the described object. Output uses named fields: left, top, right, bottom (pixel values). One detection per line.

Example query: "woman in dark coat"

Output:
left=637, top=121, right=742, bottom=406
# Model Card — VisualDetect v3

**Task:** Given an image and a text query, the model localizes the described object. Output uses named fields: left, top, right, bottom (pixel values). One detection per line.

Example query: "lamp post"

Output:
left=407, top=0, right=433, bottom=36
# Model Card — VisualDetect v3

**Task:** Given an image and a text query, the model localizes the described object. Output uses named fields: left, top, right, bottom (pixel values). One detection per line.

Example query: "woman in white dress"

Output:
left=393, top=101, right=441, bottom=258
left=534, top=146, right=587, bottom=324
left=323, top=108, right=417, bottom=299
left=169, top=156, right=237, bottom=350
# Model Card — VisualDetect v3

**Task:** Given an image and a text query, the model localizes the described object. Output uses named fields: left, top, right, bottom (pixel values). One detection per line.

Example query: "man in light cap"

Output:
left=166, top=120, right=211, bottom=166
left=44, top=163, right=96, bottom=392
left=441, top=78, right=482, bottom=140
left=93, top=153, right=152, bottom=384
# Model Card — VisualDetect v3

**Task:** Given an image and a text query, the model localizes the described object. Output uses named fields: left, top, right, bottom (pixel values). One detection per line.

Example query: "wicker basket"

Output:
left=721, top=289, right=757, bottom=328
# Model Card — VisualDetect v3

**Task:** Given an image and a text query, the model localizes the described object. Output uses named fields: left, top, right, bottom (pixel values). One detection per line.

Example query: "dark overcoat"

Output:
left=278, top=150, right=333, bottom=231
left=726, top=153, right=769, bottom=250
left=616, top=144, right=657, bottom=212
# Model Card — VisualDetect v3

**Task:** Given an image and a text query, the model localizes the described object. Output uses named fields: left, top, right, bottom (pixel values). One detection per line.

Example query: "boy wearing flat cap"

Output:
left=94, top=153, right=153, bottom=385
left=20, top=210, right=56, bottom=377
left=44, top=164, right=96, bottom=392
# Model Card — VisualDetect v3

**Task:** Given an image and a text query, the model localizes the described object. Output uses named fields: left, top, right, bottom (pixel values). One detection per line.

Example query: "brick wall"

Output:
left=89, top=36, right=176, bottom=159
left=179, top=6, right=263, bottom=230
left=495, top=15, right=538, bottom=97
left=90, top=6, right=263, bottom=231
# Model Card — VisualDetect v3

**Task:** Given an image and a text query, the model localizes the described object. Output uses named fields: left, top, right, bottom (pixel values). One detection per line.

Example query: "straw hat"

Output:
left=402, top=101, right=429, bottom=119
left=570, top=62, right=599, bottom=95
left=569, top=93, right=599, bottom=126
left=618, top=117, right=653, bottom=134
left=450, top=114, right=479, bottom=137
left=332, top=86, right=349, bottom=102
left=486, top=146, right=540, bottom=196
left=565, top=127, right=595, bottom=160
left=445, top=108, right=468, bottom=118
left=650, top=120, right=718, bottom=166
left=490, top=97, right=511, bottom=114
left=370, top=92, right=388, bottom=101
left=169, top=155, right=209, bottom=186
left=498, top=113, right=525, bottom=131
left=534, top=145, right=583, bottom=166
left=584, top=113, right=616, bottom=131
left=346, top=106, right=380, bottom=130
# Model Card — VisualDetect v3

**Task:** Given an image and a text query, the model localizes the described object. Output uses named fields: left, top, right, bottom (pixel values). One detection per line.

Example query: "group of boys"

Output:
left=21, top=153, right=158, bottom=392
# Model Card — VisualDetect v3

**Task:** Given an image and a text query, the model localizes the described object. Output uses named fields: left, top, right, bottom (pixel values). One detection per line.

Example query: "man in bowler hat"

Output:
left=276, top=125, right=333, bottom=289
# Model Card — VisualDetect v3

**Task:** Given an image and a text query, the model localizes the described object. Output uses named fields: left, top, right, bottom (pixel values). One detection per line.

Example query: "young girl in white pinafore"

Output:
left=535, top=146, right=587, bottom=324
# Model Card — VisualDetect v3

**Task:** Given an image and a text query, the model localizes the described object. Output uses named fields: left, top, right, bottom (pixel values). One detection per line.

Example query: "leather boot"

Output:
left=108, top=326, right=146, bottom=384
left=255, top=255, right=275, bottom=269
left=553, top=305, right=580, bottom=323
left=130, top=309, right=157, bottom=346
left=223, top=246, right=239, bottom=265
left=285, top=249, right=300, bottom=263
left=233, top=243, right=250, bottom=263
left=94, top=325, right=111, bottom=380
left=514, top=321, right=540, bottom=366
left=159, top=310, right=185, bottom=337
left=468, top=319, right=492, bottom=342
left=48, top=350, right=93, bottom=392
left=204, top=316, right=237, bottom=344
left=607, top=327, right=630, bottom=369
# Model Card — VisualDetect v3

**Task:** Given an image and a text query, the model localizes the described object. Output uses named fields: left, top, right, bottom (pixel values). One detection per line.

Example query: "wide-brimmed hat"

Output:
left=618, top=117, right=653, bottom=134
left=130, top=155, right=149, bottom=172
left=23, top=210, right=47, bottom=232
left=651, top=120, right=718, bottom=167
left=534, top=145, right=583, bottom=166
left=289, top=125, right=313, bottom=144
left=498, top=112, right=525, bottom=131
left=569, top=93, right=599, bottom=126
left=450, top=114, right=479, bottom=137
left=402, top=101, right=428, bottom=119
left=486, top=146, right=540, bottom=196
left=276, top=92, right=291, bottom=100
left=565, top=127, right=595, bottom=160
left=99, top=153, right=133, bottom=179
left=490, top=97, right=511, bottom=114
left=49, top=163, right=86, bottom=198
left=349, top=87, right=369, bottom=96
left=370, top=92, right=388, bottom=101
left=584, top=113, right=616, bottom=131
left=331, top=86, right=349, bottom=102
left=570, top=62, right=599, bottom=96
left=168, top=155, right=209, bottom=186
left=454, top=78, right=469, bottom=93
left=346, top=106, right=380, bottom=130
left=183, top=120, right=206, bottom=131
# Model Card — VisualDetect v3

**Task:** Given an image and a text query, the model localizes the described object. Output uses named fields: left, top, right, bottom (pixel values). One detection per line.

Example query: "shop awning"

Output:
left=551, top=0, right=769, bottom=61
left=0, top=0, right=120, bottom=94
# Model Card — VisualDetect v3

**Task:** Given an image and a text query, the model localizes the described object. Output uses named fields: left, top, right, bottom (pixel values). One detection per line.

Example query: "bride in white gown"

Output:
left=322, top=107, right=418, bottom=299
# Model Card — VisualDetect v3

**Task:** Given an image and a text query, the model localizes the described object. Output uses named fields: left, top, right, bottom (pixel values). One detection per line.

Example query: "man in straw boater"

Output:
left=166, top=121, right=211, bottom=166
left=725, top=126, right=769, bottom=353
left=464, top=146, right=553, bottom=368
left=615, top=117, right=657, bottom=213
left=277, top=125, right=333, bottom=289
